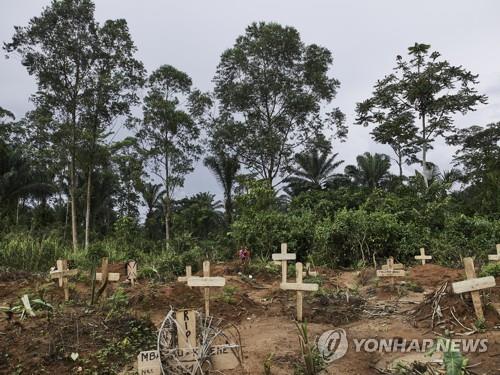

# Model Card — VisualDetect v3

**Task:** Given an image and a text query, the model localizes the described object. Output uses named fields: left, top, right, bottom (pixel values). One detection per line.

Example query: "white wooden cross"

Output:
left=488, top=244, right=500, bottom=262
left=95, top=258, right=120, bottom=298
left=188, top=261, right=225, bottom=316
left=272, top=243, right=296, bottom=284
left=50, top=259, right=78, bottom=301
left=452, top=257, right=496, bottom=320
left=415, top=247, right=432, bottom=265
left=280, top=262, right=319, bottom=322
left=377, top=257, right=406, bottom=288
left=127, top=260, right=137, bottom=286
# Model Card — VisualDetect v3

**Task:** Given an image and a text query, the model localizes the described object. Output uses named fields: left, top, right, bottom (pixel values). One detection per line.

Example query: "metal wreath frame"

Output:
left=157, top=308, right=243, bottom=375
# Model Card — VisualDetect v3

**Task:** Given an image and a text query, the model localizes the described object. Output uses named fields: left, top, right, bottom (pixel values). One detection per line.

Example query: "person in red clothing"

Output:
left=238, top=246, right=251, bottom=266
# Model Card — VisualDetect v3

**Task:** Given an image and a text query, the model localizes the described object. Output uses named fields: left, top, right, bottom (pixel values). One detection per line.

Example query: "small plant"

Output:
left=105, top=288, right=129, bottom=320
left=263, top=353, right=274, bottom=375
left=294, top=320, right=324, bottom=375
left=474, top=318, right=486, bottom=331
left=479, top=262, right=500, bottom=277
left=219, top=285, right=238, bottom=304
left=428, top=335, right=469, bottom=375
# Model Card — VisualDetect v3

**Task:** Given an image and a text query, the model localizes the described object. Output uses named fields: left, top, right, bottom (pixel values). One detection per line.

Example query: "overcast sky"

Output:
left=1, top=0, right=500, bottom=198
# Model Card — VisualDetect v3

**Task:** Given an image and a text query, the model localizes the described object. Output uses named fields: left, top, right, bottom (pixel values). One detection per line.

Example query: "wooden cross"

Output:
left=415, top=247, right=432, bottom=265
left=95, top=258, right=120, bottom=298
left=303, top=262, right=318, bottom=277
left=382, top=260, right=404, bottom=270
left=488, top=244, right=500, bottom=262
left=50, top=259, right=78, bottom=301
left=280, top=262, right=319, bottom=322
left=272, top=243, right=296, bottom=284
left=178, top=266, right=194, bottom=283
left=127, top=261, right=137, bottom=286
left=377, top=257, right=406, bottom=288
left=452, top=257, right=496, bottom=320
left=187, top=261, right=225, bottom=316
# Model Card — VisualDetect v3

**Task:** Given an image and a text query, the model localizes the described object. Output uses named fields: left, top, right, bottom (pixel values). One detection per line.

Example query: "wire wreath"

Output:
left=157, top=308, right=243, bottom=375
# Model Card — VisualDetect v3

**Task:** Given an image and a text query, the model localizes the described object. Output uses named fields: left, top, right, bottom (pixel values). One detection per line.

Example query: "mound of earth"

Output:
left=411, top=280, right=499, bottom=332
left=407, top=264, right=463, bottom=289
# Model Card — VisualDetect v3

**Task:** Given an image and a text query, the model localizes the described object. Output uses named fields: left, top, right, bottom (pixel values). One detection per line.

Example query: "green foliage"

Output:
left=294, top=320, right=324, bottom=375
left=211, top=21, right=346, bottom=184
left=344, top=152, right=392, bottom=189
left=313, top=208, right=401, bottom=267
left=219, top=285, right=238, bottom=304
left=263, top=353, right=274, bottom=375
left=285, top=143, right=344, bottom=196
left=356, top=42, right=487, bottom=183
left=0, top=231, right=69, bottom=272
left=480, top=262, right=500, bottom=277
left=87, top=318, right=156, bottom=374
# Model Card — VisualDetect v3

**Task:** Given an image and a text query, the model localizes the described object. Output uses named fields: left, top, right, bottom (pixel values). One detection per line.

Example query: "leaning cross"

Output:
left=280, top=262, right=319, bottom=322
left=272, top=243, right=296, bottom=284
left=377, top=257, right=406, bottom=288
left=488, top=244, right=500, bottom=262
left=415, top=248, right=432, bottom=265
left=452, top=257, right=496, bottom=320
left=95, top=258, right=120, bottom=298
left=187, top=261, right=225, bottom=316
left=50, top=259, right=78, bottom=301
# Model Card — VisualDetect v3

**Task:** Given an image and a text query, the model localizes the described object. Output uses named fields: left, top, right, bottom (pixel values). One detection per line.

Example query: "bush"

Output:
left=312, top=208, right=402, bottom=267
left=480, top=263, right=500, bottom=277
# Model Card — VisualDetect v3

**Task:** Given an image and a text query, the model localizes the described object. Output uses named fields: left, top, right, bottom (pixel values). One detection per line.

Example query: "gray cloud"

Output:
left=1, top=0, right=499, bottom=198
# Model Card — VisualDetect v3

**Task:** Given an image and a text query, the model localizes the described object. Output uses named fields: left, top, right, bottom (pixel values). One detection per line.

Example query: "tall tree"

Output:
left=4, top=0, right=144, bottom=250
left=356, top=43, right=487, bottom=185
left=204, top=152, right=240, bottom=224
left=134, top=65, right=201, bottom=245
left=356, top=100, right=418, bottom=177
left=212, top=22, right=346, bottom=186
left=449, top=122, right=500, bottom=216
left=345, top=152, right=391, bottom=189
left=79, top=19, right=144, bottom=249
left=111, top=137, right=144, bottom=220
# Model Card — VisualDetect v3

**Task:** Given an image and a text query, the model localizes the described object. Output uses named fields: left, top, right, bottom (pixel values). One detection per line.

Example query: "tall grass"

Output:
left=0, top=231, right=70, bottom=272
left=0, top=230, right=205, bottom=280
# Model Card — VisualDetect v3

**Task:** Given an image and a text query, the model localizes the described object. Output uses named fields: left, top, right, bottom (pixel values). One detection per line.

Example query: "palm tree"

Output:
left=285, top=149, right=344, bottom=195
left=204, top=152, right=240, bottom=224
left=173, top=192, right=224, bottom=240
left=345, top=152, right=392, bottom=189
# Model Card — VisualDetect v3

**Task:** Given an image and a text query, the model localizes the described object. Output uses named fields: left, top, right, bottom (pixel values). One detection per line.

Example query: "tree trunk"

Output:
left=164, top=151, right=170, bottom=249
left=84, top=166, right=92, bottom=250
left=64, top=197, right=69, bottom=241
left=398, top=152, right=403, bottom=178
left=225, top=195, right=233, bottom=225
left=15, top=198, right=20, bottom=225
left=421, top=114, right=429, bottom=187
left=165, top=198, right=170, bottom=246
left=70, top=155, right=78, bottom=251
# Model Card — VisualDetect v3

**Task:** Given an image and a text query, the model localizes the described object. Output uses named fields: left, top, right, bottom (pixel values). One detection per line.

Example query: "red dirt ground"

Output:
left=0, top=261, right=499, bottom=374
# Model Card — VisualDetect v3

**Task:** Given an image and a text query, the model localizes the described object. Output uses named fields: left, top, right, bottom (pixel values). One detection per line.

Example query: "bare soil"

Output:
left=0, top=262, right=499, bottom=374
